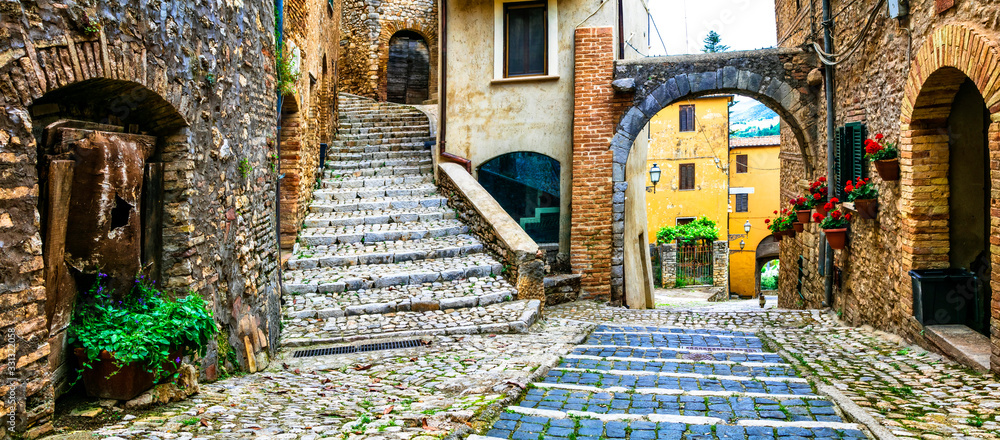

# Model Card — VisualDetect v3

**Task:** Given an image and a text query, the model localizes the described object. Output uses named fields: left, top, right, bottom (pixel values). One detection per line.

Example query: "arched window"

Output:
left=478, top=152, right=560, bottom=243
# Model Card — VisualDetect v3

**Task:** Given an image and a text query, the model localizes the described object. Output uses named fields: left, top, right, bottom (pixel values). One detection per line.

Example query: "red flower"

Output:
left=831, top=211, right=842, bottom=219
left=774, top=210, right=779, bottom=214
left=819, top=177, right=827, bottom=183
left=845, top=182, right=854, bottom=193
left=845, top=212, right=853, bottom=221
left=813, top=213, right=824, bottom=222
left=830, top=197, right=839, bottom=204
left=813, top=193, right=822, bottom=200
left=764, top=218, right=770, bottom=224
left=875, top=133, right=884, bottom=141
left=824, top=201, right=834, bottom=211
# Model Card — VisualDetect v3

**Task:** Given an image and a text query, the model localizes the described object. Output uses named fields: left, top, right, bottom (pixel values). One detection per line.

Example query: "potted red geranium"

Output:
left=808, top=177, right=829, bottom=215
left=865, top=133, right=899, bottom=181
left=790, top=196, right=811, bottom=225
left=814, top=207, right=852, bottom=250
left=765, top=209, right=793, bottom=241
left=845, top=177, right=878, bottom=219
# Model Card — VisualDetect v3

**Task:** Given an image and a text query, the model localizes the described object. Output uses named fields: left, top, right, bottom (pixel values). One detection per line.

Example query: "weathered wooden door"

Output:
left=386, top=32, right=430, bottom=104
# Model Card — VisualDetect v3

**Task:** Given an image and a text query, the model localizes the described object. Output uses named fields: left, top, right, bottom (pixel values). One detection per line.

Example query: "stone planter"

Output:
left=854, top=198, right=878, bottom=219
left=824, top=228, right=848, bottom=250
left=793, top=222, right=804, bottom=233
left=796, top=210, right=811, bottom=223
left=74, top=347, right=182, bottom=401
left=874, top=158, right=899, bottom=181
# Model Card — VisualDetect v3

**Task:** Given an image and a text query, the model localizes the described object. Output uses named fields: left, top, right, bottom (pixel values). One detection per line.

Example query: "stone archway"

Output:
left=754, top=235, right=780, bottom=297
left=385, top=31, right=431, bottom=104
left=377, top=22, right=438, bottom=102
left=569, top=34, right=820, bottom=303
left=897, top=24, right=1000, bottom=373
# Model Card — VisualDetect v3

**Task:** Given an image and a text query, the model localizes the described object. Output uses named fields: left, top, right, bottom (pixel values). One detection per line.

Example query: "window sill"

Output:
left=491, top=75, right=560, bottom=85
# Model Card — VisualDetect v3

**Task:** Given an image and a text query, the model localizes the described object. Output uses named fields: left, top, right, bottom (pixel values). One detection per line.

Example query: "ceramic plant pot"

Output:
left=854, top=198, right=878, bottom=220
left=874, top=158, right=900, bottom=181
left=796, top=210, right=811, bottom=224
left=824, top=228, right=848, bottom=250
left=793, top=222, right=804, bottom=233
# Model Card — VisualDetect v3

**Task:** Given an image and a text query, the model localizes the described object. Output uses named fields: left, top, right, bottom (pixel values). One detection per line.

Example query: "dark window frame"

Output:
left=676, top=217, right=696, bottom=226
left=679, top=105, right=696, bottom=132
left=679, top=163, right=695, bottom=190
left=736, top=154, right=748, bottom=173
left=735, top=193, right=749, bottom=212
left=503, top=1, right=548, bottom=78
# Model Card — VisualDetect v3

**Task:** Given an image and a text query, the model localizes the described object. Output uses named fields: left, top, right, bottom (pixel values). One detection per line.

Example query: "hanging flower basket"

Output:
left=874, top=159, right=900, bottom=181
left=814, top=203, right=829, bottom=216
left=796, top=210, right=811, bottom=224
left=824, top=228, right=848, bottom=250
left=854, top=198, right=878, bottom=219
left=774, top=231, right=785, bottom=242
left=787, top=228, right=797, bottom=238
left=793, top=222, right=804, bottom=233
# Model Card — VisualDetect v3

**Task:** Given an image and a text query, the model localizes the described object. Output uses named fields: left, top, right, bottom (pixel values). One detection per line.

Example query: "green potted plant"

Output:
left=765, top=210, right=787, bottom=241
left=814, top=204, right=852, bottom=249
left=865, top=133, right=899, bottom=181
left=845, top=177, right=878, bottom=219
left=790, top=196, right=811, bottom=224
left=69, top=274, right=217, bottom=400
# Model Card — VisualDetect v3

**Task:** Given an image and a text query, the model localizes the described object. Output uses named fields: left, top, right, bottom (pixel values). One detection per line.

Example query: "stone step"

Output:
left=558, top=356, right=799, bottom=377
left=308, top=195, right=448, bottom=213
left=282, top=253, right=504, bottom=293
left=321, top=164, right=434, bottom=177
left=287, top=234, right=482, bottom=269
left=328, top=141, right=432, bottom=153
left=280, top=299, right=540, bottom=347
left=328, top=150, right=431, bottom=163
left=302, top=206, right=454, bottom=228
left=297, top=219, right=469, bottom=246
left=571, top=345, right=787, bottom=364
left=312, top=183, right=438, bottom=201
left=324, top=157, right=432, bottom=170
left=319, top=174, right=433, bottom=189
left=333, top=130, right=431, bottom=141
left=538, top=369, right=817, bottom=396
left=337, top=123, right=430, bottom=132
left=283, top=276, right=515, bottom=319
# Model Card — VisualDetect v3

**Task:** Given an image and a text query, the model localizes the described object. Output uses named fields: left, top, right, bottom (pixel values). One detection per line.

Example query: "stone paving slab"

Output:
left=320, top=175, right=433, bottom=190
left=298, top=220, right=469, bottom=246
left=540, top=369, right=816, bottom=396
left=308, top=195, right=447, bottom=213
left=282, top=254, right=503, bottom=293
left=558, top=357, right=800, bottom=377
left=283, top=277, right=515, bottom=317
left=570, top=346, right=787, bottom=364
left=313, top=183, right=438, bottom=201
left=289, top=236, right=482, bottom=269
left=302, top=207, right=455, bottom=228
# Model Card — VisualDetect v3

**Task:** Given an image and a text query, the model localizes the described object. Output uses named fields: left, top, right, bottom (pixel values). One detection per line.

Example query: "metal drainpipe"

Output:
left=439, top=0, right=447, bottom=160
left=275, top=0, right=285, bottom=285
left=822, top=0, right=835, bottom=307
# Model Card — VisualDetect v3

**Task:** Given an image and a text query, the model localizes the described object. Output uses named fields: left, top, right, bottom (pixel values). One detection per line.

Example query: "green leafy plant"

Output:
left=806, top=177, right=828, bottom=207
left=814, top=205, right=852, bottom=230
left=864, top=133, right=898, bottom=161
left=238, top=158, right=253, bottom=178
left=68, top=274, right=217, bottom=382
left=765, top=209, right=794, bottom=233
left=788, top=196, right=811, bottom=211
left=845, top=177, right=877, bottom=201
left=655, top=216, right=719, bottom=245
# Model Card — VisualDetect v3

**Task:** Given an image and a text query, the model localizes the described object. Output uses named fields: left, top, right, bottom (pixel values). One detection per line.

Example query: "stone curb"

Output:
left=281, top=299, right=542, bottom=348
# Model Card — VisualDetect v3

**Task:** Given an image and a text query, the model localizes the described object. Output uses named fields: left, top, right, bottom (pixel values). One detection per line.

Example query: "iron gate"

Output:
left=676, top=239, right=713, bottom=286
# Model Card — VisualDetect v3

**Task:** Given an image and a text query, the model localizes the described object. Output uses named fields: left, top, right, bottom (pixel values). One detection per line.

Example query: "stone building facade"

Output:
left=279, top=0, right=341, bottom=249
left=0, top=1, right=289, bottom=435
left=337, top=0, right=437, bottom=102
left=774, top=0, right=1000, bottom=373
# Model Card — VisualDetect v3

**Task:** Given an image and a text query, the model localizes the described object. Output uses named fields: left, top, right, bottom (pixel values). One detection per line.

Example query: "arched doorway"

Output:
left=477, top=152, right=561, bottom=244
left=386, top=31, right=430, bottom=104
left=754, top=235, right=780, bottom=297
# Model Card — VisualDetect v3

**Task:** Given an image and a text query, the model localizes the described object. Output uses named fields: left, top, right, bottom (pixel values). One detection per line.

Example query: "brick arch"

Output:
left=376, top=20, right=439, bottom=102
left=604, top=50, right=819, bottom=296
left=897, top=23, right=1000, bottom=373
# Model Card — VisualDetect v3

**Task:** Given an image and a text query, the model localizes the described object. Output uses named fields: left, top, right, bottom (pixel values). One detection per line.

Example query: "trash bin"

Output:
left=909, top=269, right=978, bottom=326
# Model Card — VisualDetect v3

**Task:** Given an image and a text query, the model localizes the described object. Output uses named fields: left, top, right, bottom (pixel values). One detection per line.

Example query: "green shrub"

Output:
left=656, top=216, right=719, bottom=245
left=760, top=275, right=778, bottom=290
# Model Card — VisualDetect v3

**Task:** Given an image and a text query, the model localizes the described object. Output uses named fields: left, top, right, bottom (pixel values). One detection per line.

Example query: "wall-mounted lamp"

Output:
left=744, top=220, right=751, bottom=235
left=646, top=163, right=661, bottom=193
left=739, top=239, right=746, bottom=251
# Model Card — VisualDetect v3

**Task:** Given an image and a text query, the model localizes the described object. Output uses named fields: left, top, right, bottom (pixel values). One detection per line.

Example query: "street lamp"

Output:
left=744, top=220, right=751, bottom=234
left=739, top=239, right=745, bottom=251
left=646, top=164, right=661, bottom=193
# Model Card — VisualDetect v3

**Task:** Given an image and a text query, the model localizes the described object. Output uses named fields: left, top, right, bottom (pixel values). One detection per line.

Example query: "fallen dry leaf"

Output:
left=353, top=364, right=373, bottom=371
left=383, top=405, right=394, bottom=415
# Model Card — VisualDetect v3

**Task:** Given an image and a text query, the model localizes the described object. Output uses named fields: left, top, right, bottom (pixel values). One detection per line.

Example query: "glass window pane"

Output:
left=527, top=6, right=545, bottom=73
left=478, top=152, right=560, bottom=243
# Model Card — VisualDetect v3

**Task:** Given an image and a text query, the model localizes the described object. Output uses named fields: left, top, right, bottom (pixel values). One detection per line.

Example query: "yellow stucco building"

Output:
left=728, top=135, right=781, bottom=298
left=646, top=95, right=732, bottom=244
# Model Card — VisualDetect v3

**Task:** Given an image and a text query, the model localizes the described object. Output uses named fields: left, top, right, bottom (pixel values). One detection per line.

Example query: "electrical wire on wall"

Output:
left=812, top=0, right=886, bottom=65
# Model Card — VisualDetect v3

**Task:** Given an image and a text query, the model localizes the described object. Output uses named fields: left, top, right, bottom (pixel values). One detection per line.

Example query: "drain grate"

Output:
left=292, top=339, right=428, bottom=358
left=679, top=346, right=764, bottom=353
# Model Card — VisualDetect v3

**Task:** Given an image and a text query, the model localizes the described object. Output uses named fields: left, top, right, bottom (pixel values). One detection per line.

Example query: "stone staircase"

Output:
left=280, top=93, right=540, bottom=347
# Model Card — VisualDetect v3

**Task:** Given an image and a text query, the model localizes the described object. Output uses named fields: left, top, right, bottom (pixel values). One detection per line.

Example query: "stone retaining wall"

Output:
left=437, top=163, right=545, bottom=309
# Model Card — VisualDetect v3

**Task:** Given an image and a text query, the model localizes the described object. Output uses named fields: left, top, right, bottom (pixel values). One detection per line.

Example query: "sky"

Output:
left=643, top=0, right=778, bottom=57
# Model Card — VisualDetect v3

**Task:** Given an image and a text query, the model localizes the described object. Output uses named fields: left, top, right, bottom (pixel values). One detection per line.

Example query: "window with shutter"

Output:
left=679, top=105, right=695, bottom=132
left=735, top=193, right=748, bottom=212
left=736, top=154, right=748, bottom=173
left=679, top=163, right=695, bottom=190
left=835, top=122, right=867, bottom=199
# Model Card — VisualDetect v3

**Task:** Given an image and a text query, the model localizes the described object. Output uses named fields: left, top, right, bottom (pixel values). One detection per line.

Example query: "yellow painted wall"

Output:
left=645, top=96, right=732, bottom=245
left=728, top=143, right=781, bottom=297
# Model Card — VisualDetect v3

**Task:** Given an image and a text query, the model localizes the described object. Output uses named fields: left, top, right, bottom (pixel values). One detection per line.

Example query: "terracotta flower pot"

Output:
left=774, top=231, right=784, bottom=242
left=814, top=203, right=829, bottom=217
left=796, top=210, right=811, bottom=224
left=874, top=158, right=900, bottom=181
left=824, top=228, right=848, bottom=250
left=854, top=198, right=878, bottom=219
left=793, top=222, right=804, bottom=233
left=786, top=228, right=797, bottom=238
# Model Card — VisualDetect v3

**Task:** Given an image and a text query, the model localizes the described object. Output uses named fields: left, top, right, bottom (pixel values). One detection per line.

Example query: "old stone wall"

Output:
left=0, top=1, right=284, bottom=435
left=658, top=244, right=677, bottom=287
left=437, top=163, right=545, bottom=307
left=774, top=0, right=1000, bottom=372
left=279, top=0, right=341, bottom=248
left=337, top=0, right=437, bottom=101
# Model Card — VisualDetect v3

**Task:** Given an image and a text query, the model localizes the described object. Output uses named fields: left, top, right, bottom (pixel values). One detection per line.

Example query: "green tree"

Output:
left=702, top=31, right=730, bottom=53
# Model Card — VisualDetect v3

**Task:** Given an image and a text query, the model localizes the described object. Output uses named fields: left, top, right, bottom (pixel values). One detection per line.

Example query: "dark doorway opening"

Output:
left=386, top=31, right=430, bottom=104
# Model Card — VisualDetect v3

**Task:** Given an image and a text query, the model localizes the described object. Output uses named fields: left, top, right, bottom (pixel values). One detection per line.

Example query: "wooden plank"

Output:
left=43, top=160, right=74, bottom=332
left=143, top=162, right=164, bottom=282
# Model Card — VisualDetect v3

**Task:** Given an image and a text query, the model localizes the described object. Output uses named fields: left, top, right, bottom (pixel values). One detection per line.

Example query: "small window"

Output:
left=676, top=217, right=695, bottom=226
left=735, top=193, right=748, bottom=212
left=504, top=1, right=547, bottom=77
left=679, top=105, right=695, bottom=132
left=736, top=154, right=748, bottom=173
left=679, top=163, right=695, bottom=190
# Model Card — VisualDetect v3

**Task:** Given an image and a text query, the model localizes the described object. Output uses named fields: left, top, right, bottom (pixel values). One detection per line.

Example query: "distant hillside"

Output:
left=729, top=98, right=780, bottom=138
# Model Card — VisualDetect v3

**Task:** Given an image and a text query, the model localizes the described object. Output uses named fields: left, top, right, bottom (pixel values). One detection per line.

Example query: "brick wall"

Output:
left=570, top=27, right=632, bottom=303
left=774, top=0, right=1000, bottom=373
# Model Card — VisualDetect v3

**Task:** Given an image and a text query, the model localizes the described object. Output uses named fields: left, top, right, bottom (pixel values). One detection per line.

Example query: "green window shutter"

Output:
left=850, top=122, right=867, bottom=182
left=834, top=122, right=867, bottom=200
left=835, top=126, right=846, bottom=200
